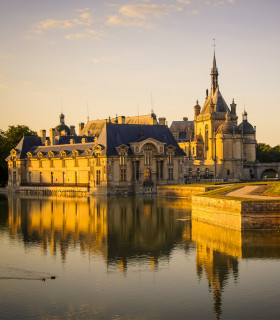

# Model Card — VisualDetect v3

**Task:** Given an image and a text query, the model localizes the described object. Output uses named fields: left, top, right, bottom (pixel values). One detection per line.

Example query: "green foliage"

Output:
left=0, top=125, right=37, bottom=186
left=256, top=143, right=280, bottom=163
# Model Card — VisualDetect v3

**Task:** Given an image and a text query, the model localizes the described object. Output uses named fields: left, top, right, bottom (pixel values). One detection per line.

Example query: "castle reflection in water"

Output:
left=5, top=195, right=280, bottom=320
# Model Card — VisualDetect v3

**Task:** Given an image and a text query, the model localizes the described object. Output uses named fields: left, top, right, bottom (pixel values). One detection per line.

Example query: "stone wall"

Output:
left=157, top=185, right=217, bottom=199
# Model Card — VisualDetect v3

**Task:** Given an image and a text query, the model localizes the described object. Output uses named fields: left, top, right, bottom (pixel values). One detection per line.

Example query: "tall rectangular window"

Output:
left=144, top=152, right=151, bottom=165
left=136, top=161, right=140, bottom=181
left=168, top=168, right=173, bottom=180
left=120, top=153, right=126, bottom=165
left=120, top=169, right=126, bottom=181
left=168, top=152, right=173, bottom=165
left=96, top=170, right=101, bottom=185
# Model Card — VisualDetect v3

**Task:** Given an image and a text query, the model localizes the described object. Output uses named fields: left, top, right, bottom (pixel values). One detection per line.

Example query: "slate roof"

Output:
left=200, top=88, right=230, bottom=115
left=238, top=120, right=255, bottom=135
left=6, top=136, right=42, bottom=160
left=97, top=123, right=185, bottom=156
left=30, top=142, right=96, bottom=158
left=6, top=124, right=185, bottom=160
left=57, top=135, right=95, bottom=145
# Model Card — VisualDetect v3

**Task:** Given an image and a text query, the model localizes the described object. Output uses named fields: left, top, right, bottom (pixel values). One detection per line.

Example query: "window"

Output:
left=62, top=159, right=65, bottom=168
left=75, top=172, right=78, bottom=185
left=144, top=151, right=151, bottom=165
left=74, top=156, right=78, bottom=167
left=63, top=172, right=66, bottom=184
left=197, top=168, right=200, bottom=178
left=88, top=171, right=91, bottom=183
left=120, top=152, right=126, bottom=165
left=160, top=161, right=164, bottom=179
left=168, top=168, right=173, bottom=180
left=39, top=159, right=42, bottom=168
left=205, top=125, right=209, bottom=153
left=39, top=172, right=42, bottom=184
left=136, top=161, right=140, bottom=181
left=205, top=168, right=209, bottom=178
left=168, top=152, right=173, bottom=165
left=96, top=154, right=101, bottom=166
left=50, top=159, right=54, bottom=168
left=51, top=172, right=54, bottom=184
left=29, top=172, right=32, bottom=183
left=96, top=170, right=101, bottom=185
left=144, top=168, right=151, bottom=181
left=120, top=168, right=126, bottom=181
left=188, top=168, right=192, bottom=177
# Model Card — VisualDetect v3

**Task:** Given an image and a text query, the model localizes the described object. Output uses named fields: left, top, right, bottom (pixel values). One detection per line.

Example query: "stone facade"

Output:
left=170, top=53, right=257, bottom=181
left=6, top=119, right=185, bottom=195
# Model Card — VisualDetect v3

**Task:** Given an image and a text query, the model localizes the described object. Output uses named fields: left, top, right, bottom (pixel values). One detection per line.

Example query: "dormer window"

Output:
left=167, top=152, right=173, bottom=165
left=96, top=153, right=101, bottom=166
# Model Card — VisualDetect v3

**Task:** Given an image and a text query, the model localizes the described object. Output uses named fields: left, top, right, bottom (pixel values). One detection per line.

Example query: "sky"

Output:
left=0, top=0, right=280, bottom=145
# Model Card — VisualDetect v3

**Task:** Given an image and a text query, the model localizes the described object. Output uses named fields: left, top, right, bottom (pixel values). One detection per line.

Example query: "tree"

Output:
left=256, top=143, right=280, bottom=163
left=0, top=125, right=37, bottom=186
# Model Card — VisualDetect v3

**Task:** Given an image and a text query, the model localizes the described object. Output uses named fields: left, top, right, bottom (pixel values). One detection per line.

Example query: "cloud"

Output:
left=65, top=29, right=104, bottom=40
left=177, top=0, right=191, bottom=4
left=91, top=56, right=119, bottom=63
left=23, top=81, right=33, bottom=86
left=106, top=15, right=155, bottom=28
left=119, top=4, right=182, bottom=19
left=0, top=74, right=6, bottom=78
left=32, top=11, right=93, bottom=34
left=0, top=84, right=8, bottom=89
left=191, top=9, right=199, bottom=14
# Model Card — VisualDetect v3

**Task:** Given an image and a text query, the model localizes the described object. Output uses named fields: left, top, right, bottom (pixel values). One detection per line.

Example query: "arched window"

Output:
left=197, top=168, right=200, bottom=178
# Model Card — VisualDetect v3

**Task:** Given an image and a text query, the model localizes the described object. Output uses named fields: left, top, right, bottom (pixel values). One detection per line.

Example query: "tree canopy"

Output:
left=0, top=125, right=37, bottom=185
left=256, top=143, right=280, bottom=163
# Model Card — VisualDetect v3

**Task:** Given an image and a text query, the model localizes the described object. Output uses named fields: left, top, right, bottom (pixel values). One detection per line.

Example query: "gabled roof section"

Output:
left=6, top=136, right=42, bottom=161
left=200, top=88, right=230, bottom=115
left=96, top=123, right=185, bottom=156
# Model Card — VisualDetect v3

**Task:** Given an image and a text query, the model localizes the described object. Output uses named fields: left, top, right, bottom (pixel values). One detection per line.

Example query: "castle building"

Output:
left=6, top=115, right=185, bottom=195
left=170, top=52, right=257, bottom=181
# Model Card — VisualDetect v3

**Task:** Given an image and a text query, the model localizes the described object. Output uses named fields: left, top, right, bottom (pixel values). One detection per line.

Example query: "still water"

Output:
left=0, top=194, right=280, bottom=320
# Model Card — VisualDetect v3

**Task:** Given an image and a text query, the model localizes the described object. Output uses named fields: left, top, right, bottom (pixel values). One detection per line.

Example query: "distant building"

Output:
left=6, top=115, right=184, bottom=195
left=170, top=52, right=257, bottom=181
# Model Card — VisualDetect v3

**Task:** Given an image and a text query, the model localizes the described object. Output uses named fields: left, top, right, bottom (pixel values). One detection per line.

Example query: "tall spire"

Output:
left=211, top=50, right=219, bottom=92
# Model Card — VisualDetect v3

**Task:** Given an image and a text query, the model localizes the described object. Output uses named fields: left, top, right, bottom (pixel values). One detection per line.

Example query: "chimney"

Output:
left=49, top=128, right=55, bottom=146
left=82, top=137, right=87, bottom=144
left=70, top=139, right=74, bottom=144
left=45, top=138, right=50, bottom=146
left=158, top=117, right=166, bottom=125
left=79, top=122, right=85, bottom=134
left=70, top=125, right=75, bottom=135
left=183, top=117, right=188, bottom=122
left=40, top=130, right=46, bottom=144
left=118, top=116, right=125, bottom=124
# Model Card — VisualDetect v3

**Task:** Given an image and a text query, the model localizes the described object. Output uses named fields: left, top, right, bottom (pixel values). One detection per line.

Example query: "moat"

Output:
left=1, top=194, right=280, bottom=320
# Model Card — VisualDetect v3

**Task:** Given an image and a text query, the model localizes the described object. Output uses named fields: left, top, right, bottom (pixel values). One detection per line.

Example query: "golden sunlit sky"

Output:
left=1, top=0, right=279, bottom=145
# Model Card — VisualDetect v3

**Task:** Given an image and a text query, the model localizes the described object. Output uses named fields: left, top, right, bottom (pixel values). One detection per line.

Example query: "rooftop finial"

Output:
left=211, top=39, right=219, bottom=92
